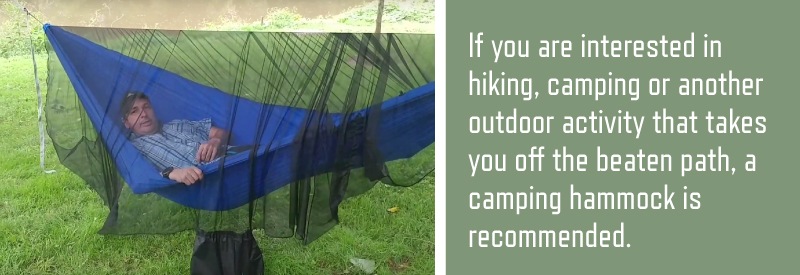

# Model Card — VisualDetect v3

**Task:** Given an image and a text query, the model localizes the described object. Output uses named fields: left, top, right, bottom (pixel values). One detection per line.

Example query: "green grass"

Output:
left=0, top=46, right=435, bottom=275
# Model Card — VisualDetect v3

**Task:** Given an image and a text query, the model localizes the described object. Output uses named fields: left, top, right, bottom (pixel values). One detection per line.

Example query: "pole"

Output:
left=13, top=0, right=56, bottom=174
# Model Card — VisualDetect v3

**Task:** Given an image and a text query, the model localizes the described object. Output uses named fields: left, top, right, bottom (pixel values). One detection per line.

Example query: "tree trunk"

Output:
left=375, top=0, right=385, bottom=34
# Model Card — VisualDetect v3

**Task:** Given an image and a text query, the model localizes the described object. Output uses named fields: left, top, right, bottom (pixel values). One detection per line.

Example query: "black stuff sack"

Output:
left=191, top=230, right=265, bottom=275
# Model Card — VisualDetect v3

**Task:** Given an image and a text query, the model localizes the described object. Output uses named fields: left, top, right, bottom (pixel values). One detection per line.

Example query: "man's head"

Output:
left=120, top=92, right=160, bottom=136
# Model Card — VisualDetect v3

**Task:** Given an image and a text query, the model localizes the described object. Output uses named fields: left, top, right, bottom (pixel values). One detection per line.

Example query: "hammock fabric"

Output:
left=43, top=24, right=435, bottom=244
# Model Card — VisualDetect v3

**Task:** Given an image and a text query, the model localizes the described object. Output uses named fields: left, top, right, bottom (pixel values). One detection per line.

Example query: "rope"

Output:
left=15, top=0, right=56, bottom=174
left=23, top=7, right=45, bottom=25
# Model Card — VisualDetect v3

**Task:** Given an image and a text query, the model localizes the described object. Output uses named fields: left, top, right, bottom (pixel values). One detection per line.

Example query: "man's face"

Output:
left=123, top=98, right=159, bottom=135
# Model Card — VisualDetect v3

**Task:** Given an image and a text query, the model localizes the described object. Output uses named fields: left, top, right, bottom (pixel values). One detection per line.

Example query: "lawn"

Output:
left=0, top=40, right=435, bottom=275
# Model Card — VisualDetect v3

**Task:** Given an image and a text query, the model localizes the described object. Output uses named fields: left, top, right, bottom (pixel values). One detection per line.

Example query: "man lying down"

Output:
left=119, top=91, right=250, bottom=186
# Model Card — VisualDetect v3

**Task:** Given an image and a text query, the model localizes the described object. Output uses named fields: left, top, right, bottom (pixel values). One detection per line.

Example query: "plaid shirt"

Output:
left=130, top=118, right=215, bottom=171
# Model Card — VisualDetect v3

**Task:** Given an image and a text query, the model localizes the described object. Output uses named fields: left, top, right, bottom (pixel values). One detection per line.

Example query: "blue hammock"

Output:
left=44, top=24, right=435, bottom=211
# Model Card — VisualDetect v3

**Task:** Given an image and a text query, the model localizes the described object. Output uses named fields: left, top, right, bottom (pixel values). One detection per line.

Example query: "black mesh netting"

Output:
left=43, top=25, right=435, bottom=253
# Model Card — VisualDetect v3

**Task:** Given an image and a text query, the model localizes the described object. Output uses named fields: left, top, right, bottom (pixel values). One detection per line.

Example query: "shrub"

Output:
left=0, top=2, right=47, bottom=58
left=337, top=0, right=435, bottom=26
left=263, top=7, right=303, bottom=29
left=0, top=0, right=434, bottom=57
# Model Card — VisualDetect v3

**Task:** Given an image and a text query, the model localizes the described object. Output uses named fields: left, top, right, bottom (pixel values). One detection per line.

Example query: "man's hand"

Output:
left=196, top=138, right=222, bottom=162
left=169, top=167, right=204, bottom=185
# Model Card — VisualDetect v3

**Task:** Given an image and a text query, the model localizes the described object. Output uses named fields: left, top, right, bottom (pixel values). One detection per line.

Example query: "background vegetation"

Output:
left=0, top=0, right=435, bottom=58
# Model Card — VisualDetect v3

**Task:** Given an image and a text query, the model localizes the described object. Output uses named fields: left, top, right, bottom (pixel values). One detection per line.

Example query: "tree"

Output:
left=375, top=0, right=385, bottom=34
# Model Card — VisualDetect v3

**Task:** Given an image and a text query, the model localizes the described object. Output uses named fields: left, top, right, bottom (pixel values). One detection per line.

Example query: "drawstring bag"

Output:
left=191, top=230, right=265, bottom=275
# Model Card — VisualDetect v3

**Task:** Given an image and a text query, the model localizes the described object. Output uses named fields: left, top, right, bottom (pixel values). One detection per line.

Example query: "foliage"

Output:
left=204, top=7, right=304, bottom=32
left=1, top=0, right=434, bottom=57
left=0, top=2, right=47, bottom=58
left=337, top=0, right=435, bottom=26
left=263, top=7, right=303, bottom=29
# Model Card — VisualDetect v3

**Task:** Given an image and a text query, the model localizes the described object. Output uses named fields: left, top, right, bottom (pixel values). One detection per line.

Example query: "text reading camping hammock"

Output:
left=43, top=24, right=434, bottom=242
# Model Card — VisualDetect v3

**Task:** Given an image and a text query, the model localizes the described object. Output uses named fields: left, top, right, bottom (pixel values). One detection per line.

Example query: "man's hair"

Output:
left=120, top=91, right=149, bottom=120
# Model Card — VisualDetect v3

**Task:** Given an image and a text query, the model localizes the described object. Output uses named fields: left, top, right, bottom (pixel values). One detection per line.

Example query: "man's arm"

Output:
left=166, top=166, right=204, bottom=185
left=134, top=136, right=205, bottom=185
left=196, top=126, right=231, bottom=162
left=209, top=126, right=228, bottom=147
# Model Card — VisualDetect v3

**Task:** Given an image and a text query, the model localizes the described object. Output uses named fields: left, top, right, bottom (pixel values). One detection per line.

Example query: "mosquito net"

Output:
left=43, top=24, right=435, bottom=245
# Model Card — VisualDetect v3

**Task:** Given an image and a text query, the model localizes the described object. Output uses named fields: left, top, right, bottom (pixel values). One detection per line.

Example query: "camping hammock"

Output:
left=43, top=24, right=434, bottom=244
